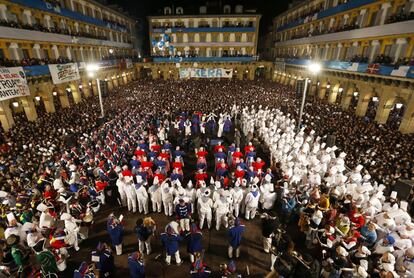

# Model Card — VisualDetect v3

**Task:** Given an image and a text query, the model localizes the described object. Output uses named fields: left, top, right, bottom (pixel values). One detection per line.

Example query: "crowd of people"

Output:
left=0, top=19, right=110, bottom=41
left=0, top=79, right=412, bottom=277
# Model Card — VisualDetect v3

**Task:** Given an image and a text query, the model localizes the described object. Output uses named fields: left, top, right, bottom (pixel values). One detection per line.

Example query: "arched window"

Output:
left=164, top=7, right=172, bottom=15
left=176, top=7, right=183, bottom=15
left=223, top=5, right=231, bottom=14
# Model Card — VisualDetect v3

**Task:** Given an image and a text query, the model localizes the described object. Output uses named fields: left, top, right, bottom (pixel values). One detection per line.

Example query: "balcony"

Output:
left=276, top=0, right=376, bottom=32
left=281, top=58, right=414, bottom=79
left=152, top=56, right=256, bottom=63
left=152, top=27, right=256, bottom=33
left=22, top=59, right=128, bottom=77
left=10, top=0, right=129, bottom=33
left=0, top=26, right=133, bottom=49
left=276, top=20, right=414, bottom=47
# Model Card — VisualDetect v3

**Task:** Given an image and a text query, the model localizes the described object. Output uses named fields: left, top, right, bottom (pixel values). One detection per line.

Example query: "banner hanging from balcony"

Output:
left=0, top=67, right=30, bottom=101
left=179, top=68, right=233, bottom=79
left=49, top=63, right=80, bottom=85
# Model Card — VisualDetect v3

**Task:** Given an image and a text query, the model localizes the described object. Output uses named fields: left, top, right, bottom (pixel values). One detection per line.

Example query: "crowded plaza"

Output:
left=0, top=0, right=414, bottom=277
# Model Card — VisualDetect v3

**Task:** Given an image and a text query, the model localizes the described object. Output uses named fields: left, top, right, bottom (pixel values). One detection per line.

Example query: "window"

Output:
left=0, top=49, right=4, bottom=59
left=211, top=49, right=217, bottom=56
left=43, top=49, right=49, bottom=59
left=22, top=49, right=30, bottom=59
left=199, top=33, right=206, bottom=42
left=384, top=44, right=392, bottom=56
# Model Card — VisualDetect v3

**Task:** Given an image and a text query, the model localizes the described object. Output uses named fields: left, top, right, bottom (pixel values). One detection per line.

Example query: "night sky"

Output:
left=105, top=0, right=291, bottom=55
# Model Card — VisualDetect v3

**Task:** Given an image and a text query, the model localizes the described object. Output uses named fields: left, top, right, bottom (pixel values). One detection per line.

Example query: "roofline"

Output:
left=273, top=0, right=315, bottom=20
left=86, top=0, right=136, bottom=22
left=148, top=14, right=262, bottom=20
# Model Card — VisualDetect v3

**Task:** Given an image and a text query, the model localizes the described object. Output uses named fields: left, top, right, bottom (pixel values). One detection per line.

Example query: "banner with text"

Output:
left=179, top=68, right=233, bottom=79
left=49, top=63, right=80, bottom=85
left=0, top=67, right=30, bottom=101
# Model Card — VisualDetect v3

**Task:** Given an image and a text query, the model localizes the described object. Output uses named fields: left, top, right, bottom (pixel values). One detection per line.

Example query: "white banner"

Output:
left=126, top=58, right=133, bottom=69
left=49, top=63, right=80, bottom=84
left=179, top=68, right=233, bottom=79
left=0, top=67, right=30, bottom=101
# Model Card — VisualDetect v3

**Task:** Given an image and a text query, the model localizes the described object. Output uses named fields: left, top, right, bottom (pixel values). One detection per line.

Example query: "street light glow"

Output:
left=353, top=91, right=359, bottom=97
left=35, top=96, right=41, bottom=101
left=308, top=62, right=321, bottom=74
left=12, top=101, right=19, bottom=107
left=86, top=64, right=100, bottom=73
left=372, top=96, right=379, bottom=102
left=395, top=103, right=403, bottom=109
left=338, top=87, right=343, bottom=93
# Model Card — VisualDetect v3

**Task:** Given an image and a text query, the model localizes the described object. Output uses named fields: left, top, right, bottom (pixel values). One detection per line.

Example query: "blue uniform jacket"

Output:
left=228, top=225, right=245, bottom=248
left=91, top=250, right=114, bottom=274
left=107, top=221, right=124, bottom=245
left=128, top=256, right=145, bottom=278
left=187, top=232, right=203, bottom=253
left=160, top=233, right=183, bottom=255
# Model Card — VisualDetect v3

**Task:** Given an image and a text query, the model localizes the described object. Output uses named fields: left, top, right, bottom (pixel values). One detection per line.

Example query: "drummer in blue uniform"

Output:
left=91, top=242, right=114, bottom=277
left=186, top=223, right=203, bottom=263
left=106, top=214, right=124, bottom=255
left=128, top=251, right=145, bottom=278
left=160, top=223, right=183, bottom=265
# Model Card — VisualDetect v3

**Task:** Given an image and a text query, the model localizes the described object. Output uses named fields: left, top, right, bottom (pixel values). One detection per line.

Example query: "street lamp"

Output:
left=297, top=62, right=321, bottom=130
left=395, top=103, right=403, bottom=109
left=86, top=63, right=104, bottom=118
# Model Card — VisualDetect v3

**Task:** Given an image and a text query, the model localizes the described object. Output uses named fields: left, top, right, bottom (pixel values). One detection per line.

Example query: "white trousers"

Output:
left=245, top=205, right=257, bottom=220
left=115, top=244, right=122, bottom=255
left=137, top=197, right=149, bottom=214
left=228, top=245, right=240, bottom=259
left=152, top=200, right=162, bottom=213
left=126, top=191, right=137, bottom=212
left=119, top=186, right=127, bottom=206
left=179, top=218, right=190, bottom=232
left=163, top=200, right=174, bottom=216
left=138, top=238, right=151, bottom=255
left=216, top=212, right=228, bottom=230
left=166, top=251, right=181, bottom=265
left=234, top=203, right=241, bottom=217
left=199, top=210, right=212, bottom=229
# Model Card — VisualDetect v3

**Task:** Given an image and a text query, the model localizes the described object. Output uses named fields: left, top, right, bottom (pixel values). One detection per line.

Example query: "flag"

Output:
left=366, top=63, right=380, bottom=74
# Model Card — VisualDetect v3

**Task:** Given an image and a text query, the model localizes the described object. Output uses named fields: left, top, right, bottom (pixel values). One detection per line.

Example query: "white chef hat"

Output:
left=355, top=164, right=363, bottom=172
left=6, top=212, right=15, bottom=223
left=390, top=191, right=398, bottom=199
left=36, top=203, right=48, bottom=212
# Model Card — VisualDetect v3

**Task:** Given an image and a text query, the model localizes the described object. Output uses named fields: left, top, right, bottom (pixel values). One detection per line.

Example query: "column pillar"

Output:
left=58, top=89, right=70, bottom=108
left=71, top=87, right=81, bottom=104
left=368, top=40, right=380, bottom=63
left=42, top=92, right=56, bottom=113
left=341, top=88, right=354, bottom=110
left=328, top=85, right=340, bottom=104
left=23, top=10, right=32, bottom=25
left=358, top=9, right=367, bottom=27
left=66, top=47, right=72, bottom=61
left=374, top=97, right=393, bottom=124
left=8, top=43, right=20, bottom=61
left=0, top=4, right=8, bottom=22
left=44, top=15, right=51, bottom=28
left=399, top=94, right=414, bottom=133
left=33, top=44, right=41, bottom=59
left=335, top=43, right=342, bottom=60
left=379, top=2, right=392, bottom=25
left=248, top=68, right=255, bottom=80
left=0, top=101, right=15, bottom=131
left=106, top=79, right=114, bottom=92
left=79, top=47, right=85, bottom=62
left=21, top=97, right=38, bottom=122
left=323, top=45, right=329, bottom=60
left=51, top=45, right=59, bottom=59
left=393, top=38, right=407, bottom=63
left=355, top=93, right=371, bottom=117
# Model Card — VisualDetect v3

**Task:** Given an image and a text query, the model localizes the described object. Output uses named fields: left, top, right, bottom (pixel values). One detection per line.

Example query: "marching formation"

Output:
left=0, top=79, right=412, bottom=278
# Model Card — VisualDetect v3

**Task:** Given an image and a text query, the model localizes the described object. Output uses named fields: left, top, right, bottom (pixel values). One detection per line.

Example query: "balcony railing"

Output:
left=276, top=20, right=414, bottom=47
left=0, top=26, right=133, bottom=49
left=10, top=0, right=129, bottom=33
left=276, top=0, right=376, bottom=32
left=21, top=58, right=131, bottom=77
left=152, top=56, right=256, bottom=63
left=281, top=58, right=414, bottom=79
left=152, top=27, right=256, bottom=33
